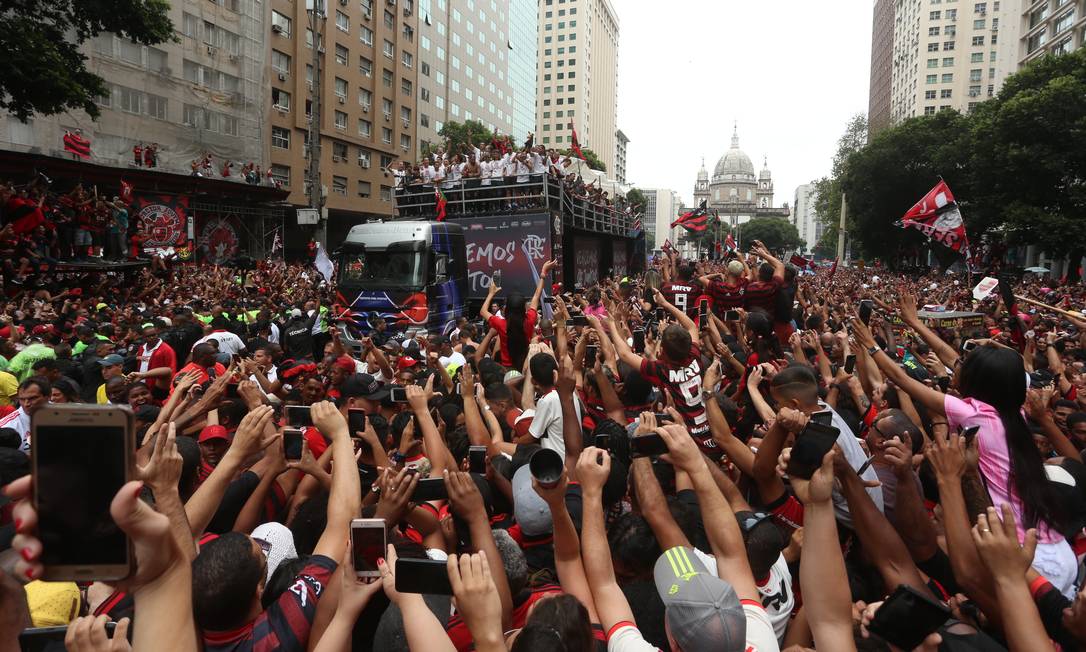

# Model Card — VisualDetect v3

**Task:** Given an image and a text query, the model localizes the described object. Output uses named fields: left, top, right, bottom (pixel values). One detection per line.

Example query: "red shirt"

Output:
left=744, top=278, right=782, bottom=314
left=488, top=308, right=539, bottom=368
left=639, top=344, right=717, bottom=456
left=662, top=281, right=702, bottom=318
left=138, top=340, right=177, bottom=391
left=709, top=277, right=748, bottom=312
left=445, top=583, right=563, bottom=652
left=172, top=361, right=227, bottom=394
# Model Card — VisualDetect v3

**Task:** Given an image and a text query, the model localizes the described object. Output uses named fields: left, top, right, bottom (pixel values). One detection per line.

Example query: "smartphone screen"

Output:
left=811, top=411, right=834, bottom=427
left=347, top=408, right=367, bottom=434
left=632, top=329, right=646, bottom=353
left=468, top=445, right=487, bottom=474
left=34, top=410, right=131, bottom=579
left=724, top=309, right=740, bottom=321
left=844, top=354, right=856, bottom=375
left=630, top=433, right=670, bottom=458
left=351, top=518, right=387, bottom=578
left=963, top=340, right=978, bottom=352
left=566, top=315, right=589, bottom=327
left=283, top=428, right=304, bottom=460
left=867, top=584, right=950, bottom=650
left=395, top=558, right=454, bottom=595
left=859, top=300, right=874, bottom=326
left=594, top=433, right=611, bottom=451
left=961, top=425, right=980, bottom=446
left=698, top=301, right=709, bottom=328
left=285, top=405, right=313, bottom=428
left=412, top=477, right=448, bottom=502
left=389, top=386, right=408, bottom=403
left=492, top=270, right=502, bottom=288
left=785, top=422, right=841, bottom=479
left=655, top=307, right=666, bottom=322
left=585, top=344, right=599, bottom=368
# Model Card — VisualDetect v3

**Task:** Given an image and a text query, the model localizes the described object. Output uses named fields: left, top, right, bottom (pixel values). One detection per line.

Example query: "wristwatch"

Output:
left=868, top=346, right=881, bottom=356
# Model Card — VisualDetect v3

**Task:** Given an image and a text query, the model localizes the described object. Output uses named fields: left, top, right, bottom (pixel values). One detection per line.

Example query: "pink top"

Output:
left=944, top=394, right=1061, bottom=543
left=584, top=304, right=608, bottom=317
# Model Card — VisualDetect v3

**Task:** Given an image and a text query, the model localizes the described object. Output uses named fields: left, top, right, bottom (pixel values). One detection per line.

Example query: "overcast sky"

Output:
left=616, top=0, right=873, bottom=207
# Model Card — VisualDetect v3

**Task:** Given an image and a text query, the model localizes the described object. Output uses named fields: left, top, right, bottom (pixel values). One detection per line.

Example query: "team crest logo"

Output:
left=139, top=203, right=183, bottom=248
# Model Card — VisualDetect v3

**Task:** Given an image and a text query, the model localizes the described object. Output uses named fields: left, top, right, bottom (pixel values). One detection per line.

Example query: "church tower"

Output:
left=756, top=156, right=774, bottom=209
left=694, top=157, right=709, bottom=207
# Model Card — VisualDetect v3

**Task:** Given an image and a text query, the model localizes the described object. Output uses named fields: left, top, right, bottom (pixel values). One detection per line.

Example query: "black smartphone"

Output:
left=585, top=344, right=599, bottom=368
left=961, top=424, right=980, bottom=446
left=389, top=386, right=408, bottom=403
left=492, top=270, right=502, bottom=288
left=468, top=445, right=487, bottom=474
left=867, top=584, right=951, bottom=650
left=395, top=557, right=454, bottom=595
left=632, top=328, right=646, bottom=353
left=285, top=405, right=313, bottom=428
left=963, top=340, right=978, bottom=352
left=785, top=422, right=841, bottom=479
left=630, top=433, right=670, bottom=458
left=858, top=300, right=874, bottom=326
left=412, top=477, right=448, bottom=502
left=20, top=623, right=126, bottom=652
left=844, top=354, right=856, bottom=374
left=653, top=412, right=674, bottom=424
left=350, top=518, right=386, bottom=578
left=542, top=296, right=555, bottom=304
left=225, top=382, right=240, bottom=399
left=655, top=307, right=666, bottom=322
left=698, top=301, right=709, bottom=329
left=566, top=315, right=589, bottom=327
left=811, top=411, right=833, bottom=427
left=347, top=407, right=367, bottom=434
left=283, top=428, right=304, bottom=460
left=33, top=405, right=134, bottom=581
left=594, top=433, right=611, bottom=451
left=937, top=376, right=950, bottom=392
left=724, top=309, right=740, bottom=321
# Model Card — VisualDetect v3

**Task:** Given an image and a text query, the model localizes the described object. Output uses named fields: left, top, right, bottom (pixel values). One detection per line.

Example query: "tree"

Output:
left=561, top=148, right=606, bottom=173
left=813, top=114, right=868, bottom=249
left=426, top=119, right=496, bottom=157
left=738, top=217, right=803, bottom=254
left=626, top=187, right=647, bottom=214
left=0, top=0, right=174, bottom=121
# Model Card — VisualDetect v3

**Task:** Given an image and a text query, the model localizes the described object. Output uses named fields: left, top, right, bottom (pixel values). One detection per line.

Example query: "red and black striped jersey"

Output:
left=639, top=344, right=710, bottom=441
left=743, top=278, right=782, bottom=314
left=661, top=282, right=703, bottom=319
left=709, top=277, right=747, bottom=312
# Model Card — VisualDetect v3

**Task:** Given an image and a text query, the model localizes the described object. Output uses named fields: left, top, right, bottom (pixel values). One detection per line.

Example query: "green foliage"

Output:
left=427, top=119, right=496, bottom=157
left=0, top=0, right=174, bottom=121
left=813, top=114, right=867, bottom=237
left=738, top=217, right=803, bottom=254
left=626, top=187, right=647, bottom=214
left=561, top=148, right=606, bottom=173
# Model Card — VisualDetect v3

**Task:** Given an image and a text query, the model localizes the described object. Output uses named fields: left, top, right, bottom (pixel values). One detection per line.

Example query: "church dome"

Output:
left=713, top=127, right=755, bottom=181
left=759, top=157, right=772, bottom=180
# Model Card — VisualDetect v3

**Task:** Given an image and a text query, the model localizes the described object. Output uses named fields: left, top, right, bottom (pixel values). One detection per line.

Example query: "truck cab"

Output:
left=335, top=221, right=467, bottom=350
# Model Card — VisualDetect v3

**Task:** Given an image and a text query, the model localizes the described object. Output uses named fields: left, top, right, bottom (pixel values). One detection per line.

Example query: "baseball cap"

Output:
left=290, top=308, right=303, bottom=319
left=381, top=339, right=402, bottom=353
left=198, top=424, right=230, bottom=443
left=503, top=370, right=524, bottom=384
left=506, top=408, right=535, bottom=439
left=653, top=546, right=746, bottom=652
left=397, top=356, right=420, bottom=370
left=334, top=355, right=357, bottom=373
left=511, top=465, right=552, bottom=537
left=98, top=354, right=125, bottom=367
left=350, top=373, right=390, bottom=401
left=251, top=522, right=299, bottom=584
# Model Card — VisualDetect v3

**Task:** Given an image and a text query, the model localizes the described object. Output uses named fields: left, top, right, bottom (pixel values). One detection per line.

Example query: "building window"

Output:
left=272, top=88, right=291, bottom=110
left=335, top=111, right=347, bottom=130
left=1054, top=11, right=1075, bottom=33
left=361, top=26, right=374, bottom=46
left=382, top=98, right=393, bottom=116
left=927, top=58, right=938, bottom=68
left=383, top=40, right=394, bottom=58
left=384, top=9, right=395, bottom=28
left=971, top=52, right=984, bottom=62
left=335, top=44, right=349, bottom=65
left=925, top=90, right=937, bottom=99
left=272, top=11, right=292, bottom=36
left=969, top=68, right=982, bottom=81
left=360, top=56, right=372, bottom=77
left=382, top=68, right=392, bottom=87
left=943, top=57, right=954, bottom=66
left=926, top=74, right=938, bottom=84
left=333, top=141, right=348, bottom=160
left=359, top=88, right=372, bottom=109
left=272, top=126, right=290, bottom=149
left=359, top=119, right=372, bottom=137
left=357, top=181, right=372, bottom=197
left=945, top=25, right=957, bottom=36
left=332, top=176, right=347, bottom=195
left=401, top=51, right=413, bottom=68
left=941, top=73, right=953, bottom=83
left=270, top=165, right=290, bottom=187
left=928, top=26, right=940, bottom=36
left=929, top=10, right=941, bottom=19
left=928, top=42, right=940, bottom=51
left=971, top=35, right=984, bottom=46
left=272, top=49, right=291, bottom=73
left=382, top=127, right=392, bottom=144
left=400, top=134, right=410, bottom=150
left=944, top=40, right=955, bottom=50
left=335, top=77, right=348, bottom=100
left=336, top=11, right=349, bottom=32
left=380, top=185, right=392, bottom=202
left=940, top=89, right=952, bottom=98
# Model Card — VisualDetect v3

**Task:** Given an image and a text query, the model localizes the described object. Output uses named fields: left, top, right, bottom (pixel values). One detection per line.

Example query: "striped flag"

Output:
left=724, top=233, right=736, bottom=252
left=569, top=122, right=585, bottom=160
left=63, top=131, right=91, bottom=159
left=671, top=200, right=709, bottom=233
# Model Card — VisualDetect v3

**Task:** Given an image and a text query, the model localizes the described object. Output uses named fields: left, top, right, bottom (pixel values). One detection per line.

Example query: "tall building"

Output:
left=641, top=187, right=681, bottom=251
left=268, top=0, right=418, bottom=238
left=879, top=0, right=1022, bottom=126
left=793, top=183, right=824, bottom=254
left=869, top=0, right=895, bottom=136
left=0, top=2, right=266, bottom=174
left=1017, top=0, right=1084, bottom=65
left=508, top=0, right=540, bottom=142
left=414, top=0, right=515, bottom=154
left=694, top=126, right=789, bottom=227
left=614, top=129, right=629, bottom=184
left=536, top=0, right=620, bottom=172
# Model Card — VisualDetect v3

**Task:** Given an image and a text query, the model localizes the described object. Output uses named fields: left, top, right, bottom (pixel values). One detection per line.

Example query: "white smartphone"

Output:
left=350, top=518, right=387, bottom=578
left=33, top=404, right=135, bottom=581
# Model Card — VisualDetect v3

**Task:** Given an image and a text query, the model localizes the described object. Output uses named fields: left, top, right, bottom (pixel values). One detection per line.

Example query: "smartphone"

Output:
left=283, top=428, right=304, bottom=460
left=724, top=309, right=740, bottom=321
left=937, top=376, right=950, bottom=392
left=412, top=477, right=448, bottom=502
left=585, top=344, right=599, bottom=368
left=32, top=404, right=134, bottom=581
left=468, top=445, right=487, bottom=474
left=960, top=424, right=980, bottom=446
left=785, top=422, right=841, bottom=479
left=698, top=301, right=709, bottom=329
left=844, top=354, right=856, bottom=375
left=225, top=382, right=240, bottom=399
left=350, top=518, right=387, bottom=578
left=963, top=339, right=978, bottom=352
left=594, top=433, right=611, bottom=451
left=655, top=307, right=666, bottom=322
left=395, top=557, right=454, bottom=595
left=811, top=411, right=833, bottom=427
left=632, top=328, right=646, bottom=353
left=492, top=270, right=502, bottom=288
left=867, top=584, right=951, bottom=650
left=389, top=386, right=408, bottom=403
left=652, top=412, right=674, bottom=424
left=566, top=315, right=589, bottom=327
left=858, top=300, right=874, bottom=326
left=347, top=407, right=367, bottom=434
left=630, top=433, right=670, bottom=459
left=285, top=405, right=313, bottom=428
left=542, top=296, right=555, bottom=304
left=20, top=623, right=126, bottom=651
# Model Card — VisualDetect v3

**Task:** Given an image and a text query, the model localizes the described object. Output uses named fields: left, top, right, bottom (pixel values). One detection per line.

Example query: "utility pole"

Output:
left=307, top=0, right=326, bottom=245
left=836, top=192, right=847, bottom=261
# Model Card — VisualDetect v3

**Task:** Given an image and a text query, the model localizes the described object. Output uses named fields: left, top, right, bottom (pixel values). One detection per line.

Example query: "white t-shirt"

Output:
left=530, top=152, right=547, bottom=175
left=690, top=548, right=792, bottom=642
left=528, top=389, right=579, bottom=460
left=0, top=407, right=31, bottom=452
left=268, top=322, right=280, bottom=344
left=439, top=351, right=467, bottom=370
left=194, top=330, right=246, bottom=357
left=820, top=401, right=884, bottom=525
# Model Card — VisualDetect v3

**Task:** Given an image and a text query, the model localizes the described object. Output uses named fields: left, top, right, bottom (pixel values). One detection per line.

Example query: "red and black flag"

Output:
left=789, top=254, right=815, bottom=270
left=63, top=131, right=91, bottom=159
left=672, top=200, right=709, bottom=233
left=896, top=179, right=970, bottom=256
left=119, top=179, right=133, bottom=204
left=569, top=122, right=585, bottom=160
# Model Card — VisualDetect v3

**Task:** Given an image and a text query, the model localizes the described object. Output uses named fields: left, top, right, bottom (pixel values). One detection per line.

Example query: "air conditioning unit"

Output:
left=332, top=155, right=344, bottom=162
left=275, top=105, right=288, bottom=113
left=384, top=112, right=391, bottom=121
left=364, top=10, right=372, bottom=20
left=339, top=0, right=348, bottom=5
left=207, top=45, right=216, bottom=55
left=338, top=95, right=345, bottom=103
left=272, top=24, right=284, bottom=34
left=401, top=145, right=408, bottom=151
left=387, top=0, right=396, bottom=6
left=159, top=67, right=173, bottom=76
left=229, top=54, right=239, bottom=62
left=278, top=72, right=287, bottom=81
left=306, top=81, right=314, bottom=91
left=362, top=104, right=370, bottom=112
left=359, top=157, right=371, bottom=168
left=402, top=119, right=409, bottom=128
left=403, top=7, right=411, bottom=16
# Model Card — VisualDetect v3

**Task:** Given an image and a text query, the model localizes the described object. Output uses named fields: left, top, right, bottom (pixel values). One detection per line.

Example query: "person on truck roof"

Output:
left=480, top=259, right=557, bottom=370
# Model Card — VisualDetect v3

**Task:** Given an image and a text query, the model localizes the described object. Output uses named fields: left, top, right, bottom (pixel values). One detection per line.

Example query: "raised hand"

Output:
left=973, top=504, right=1037, bottom=582
left=138, top=422, right=183, bottom=496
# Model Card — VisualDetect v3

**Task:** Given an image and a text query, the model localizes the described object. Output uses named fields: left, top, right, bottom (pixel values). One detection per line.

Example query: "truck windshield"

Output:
left=339, top=242, right=426, bottom=289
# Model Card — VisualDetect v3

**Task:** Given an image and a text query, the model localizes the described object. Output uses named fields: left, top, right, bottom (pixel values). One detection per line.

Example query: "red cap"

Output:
left=397, top=356, right=420, bottom=370
left=198, top=425, right=230, bottom=443
left=506, top=408, right=535, bottom=439
left=334, top=355, right=356, bottom=373
left=31, top=324, right=54, bottom=336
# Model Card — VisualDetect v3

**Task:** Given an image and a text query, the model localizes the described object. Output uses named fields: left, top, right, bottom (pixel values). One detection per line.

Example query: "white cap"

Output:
left=290, top=308, right=303, bottom=319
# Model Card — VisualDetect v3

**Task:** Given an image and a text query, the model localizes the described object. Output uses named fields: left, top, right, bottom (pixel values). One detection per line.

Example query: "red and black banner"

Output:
left=133, top=194, right=189, bottom=256
left=63, top=131, right=91, bottom=159
left=672, top=200, right=709, bottom=233
left=789, top=254, right=815, bottom=270
left=897, top=180, right=970, bottom=256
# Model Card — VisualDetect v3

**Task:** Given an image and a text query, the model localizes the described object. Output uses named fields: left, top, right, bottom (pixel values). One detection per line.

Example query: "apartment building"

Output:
left=508, top=0, right=540, bottom=142
left=268, top=0, right=418, bottom=234
left=535, top=0, right=620, bottom=173
left=1018, top=0, right=1086, bottom=64
left=614, top=128, right=629, bottom=184
left=792, top=183, right=824, bottom=254
left=869, top=0, right=896, bottom=135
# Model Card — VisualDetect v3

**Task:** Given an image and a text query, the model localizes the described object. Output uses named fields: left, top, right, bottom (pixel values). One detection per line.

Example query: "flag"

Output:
left=671, top=200, right=709, bottom=233
left=434, top=187, right=447, bottom=222
left=63, top=131, right=91, bottom=159
left=119, top=179, right=133, bottom=204
left=271, top=231, right=283, bottom=255
left=789, top=254, right=815, bottom=270
left=569, top=122, right=585, bottom=160
left=828, top=258, right=839, bottom=279
left=314, top=242, right=334, bottom=282
left=896, top=180, right=970, bottom=256
left=663, top=239, right=675, bottom=255
left=724, top=232, right=737, bottom=252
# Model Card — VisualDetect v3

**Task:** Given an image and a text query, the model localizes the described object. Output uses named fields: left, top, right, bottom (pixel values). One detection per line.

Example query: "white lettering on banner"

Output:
left=466, top=241, right=517, bottom=267
left=468, top=270, right=497, bottom=293
left=522, top=234, right=545, bottom=261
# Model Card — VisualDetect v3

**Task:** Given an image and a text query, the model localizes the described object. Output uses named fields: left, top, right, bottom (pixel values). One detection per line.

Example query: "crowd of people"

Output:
left=2, top=241, right=1086, bottom=651
left=390, top=134, right=634, bottom=221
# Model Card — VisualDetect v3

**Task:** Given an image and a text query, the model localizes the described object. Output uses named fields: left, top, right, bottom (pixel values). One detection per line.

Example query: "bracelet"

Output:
left=867, top=346, right=881, bottom=356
